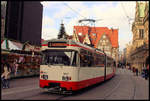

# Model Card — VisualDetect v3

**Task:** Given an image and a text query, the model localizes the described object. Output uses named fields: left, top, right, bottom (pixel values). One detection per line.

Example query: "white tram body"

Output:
left=40, top=39, right=116, bottom=92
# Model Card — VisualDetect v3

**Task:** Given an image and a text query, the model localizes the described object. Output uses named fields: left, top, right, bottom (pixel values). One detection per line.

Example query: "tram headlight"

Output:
left=42, top=75, right=48, bottom=80
left=62, top=76, right=71, bottom=81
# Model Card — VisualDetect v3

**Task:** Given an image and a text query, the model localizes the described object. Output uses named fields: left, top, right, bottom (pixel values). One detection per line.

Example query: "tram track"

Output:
left=2, top=69, right=140, bottom=100
left=103, top=69, right=137, bottom=100
left=34, top=69, right=137, bottom=100
left=103, top=75, right=122, bottom=99
left=130, top=74, right=136, bottom=100
left=54, top=74, right=122, bottom=100
left=103, top=69, right=128, bottom=99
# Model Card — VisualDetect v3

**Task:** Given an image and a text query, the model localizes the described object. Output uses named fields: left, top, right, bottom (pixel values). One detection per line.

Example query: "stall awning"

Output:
left=1, top=39, right=23, bottom=50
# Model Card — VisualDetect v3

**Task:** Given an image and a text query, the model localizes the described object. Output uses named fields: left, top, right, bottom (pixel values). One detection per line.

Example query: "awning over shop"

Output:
left=1, top=39, right=8, bottom=50
left=1, top=49, right=10, bottom=54
left=8, top=40, right=23, bottom=50
left=1, top=39, right=23, bottom=50
left=1, top=39, right=41, bottom=55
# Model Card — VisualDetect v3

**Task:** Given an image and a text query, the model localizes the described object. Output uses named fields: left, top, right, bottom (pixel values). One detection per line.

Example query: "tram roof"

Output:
left=42, top=39, right=106, bottom=55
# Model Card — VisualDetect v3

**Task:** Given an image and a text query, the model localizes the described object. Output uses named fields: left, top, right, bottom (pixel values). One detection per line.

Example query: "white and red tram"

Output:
left=39, top=39, right=116, bottom=93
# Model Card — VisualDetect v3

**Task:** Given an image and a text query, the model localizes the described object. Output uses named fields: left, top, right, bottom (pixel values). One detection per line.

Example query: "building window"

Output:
left=93, top=33, right=96, bottom=36
left=78, top=32, right=82, bottom=36
left=103, top=35, right=106, bottom=38
left=139, top=29, right=144, bottom=39
left=102, top=41, right=106, bottom=45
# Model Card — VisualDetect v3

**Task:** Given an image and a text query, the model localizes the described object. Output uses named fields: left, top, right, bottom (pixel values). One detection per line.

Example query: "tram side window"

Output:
left=80, top=49, right=89, bottom=67
left=88, top=52, right=94, bottom=67
left=80, top=54, right=88, bottom=67
left=94, top=53, right=105, bottom=67
left=80, top=49, right=96, bottom=67
left=106, top=57, right=114, bottom=67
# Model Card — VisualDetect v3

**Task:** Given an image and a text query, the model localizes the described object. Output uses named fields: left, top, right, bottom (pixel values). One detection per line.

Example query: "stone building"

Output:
left=4, top=1, right=43, bottom=46
left=143, top=2, right=149, bottom=45
left=130, top=1, right=149, bottom=72
left=72, top=26, right=119, bottom=63
left=1, top=1, right=7, bottom=39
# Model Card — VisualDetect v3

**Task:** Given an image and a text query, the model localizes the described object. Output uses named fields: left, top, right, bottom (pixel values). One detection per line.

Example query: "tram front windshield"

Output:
left=42, top=50, right=77, bottom=66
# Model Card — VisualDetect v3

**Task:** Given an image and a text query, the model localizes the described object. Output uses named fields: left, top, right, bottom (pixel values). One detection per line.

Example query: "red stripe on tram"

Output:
left=42, top=44, right=104, bottom=55
left=40, top=73, right=115, bottom=91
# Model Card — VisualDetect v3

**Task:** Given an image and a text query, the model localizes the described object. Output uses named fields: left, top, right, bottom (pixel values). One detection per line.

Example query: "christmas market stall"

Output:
left=1, top=39, right=42, bottom=78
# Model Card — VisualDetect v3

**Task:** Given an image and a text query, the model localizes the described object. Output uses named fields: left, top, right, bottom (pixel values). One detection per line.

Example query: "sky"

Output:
left=40, top=1, right=136, bottom=51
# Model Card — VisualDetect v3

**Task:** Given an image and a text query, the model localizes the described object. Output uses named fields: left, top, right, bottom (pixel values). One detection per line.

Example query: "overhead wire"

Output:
left=121, top=2, right=134, bottom=30
left=63, top=3, right=87, bottom=19
left=63, top=2, right=88, bottom=38
left=62, top=2, right=105, bottom=45
left=121, top=3, right=130, bottom=19
left=121, top=3, right=133, bottom=26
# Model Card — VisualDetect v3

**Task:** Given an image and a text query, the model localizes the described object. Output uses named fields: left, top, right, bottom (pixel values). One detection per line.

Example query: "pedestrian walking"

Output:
left=135, top=68, right=138, bottom=76
left=133, top=67, right=136, bottom=76
left=132, top=67, right=134, bottom=73
left=1, top=64, right=11, bottom=88
left=147, top=64, right=149, bottom=79
left=13, top=59, right=19, bottom=76
left=145, top=68, right=148, bottom=80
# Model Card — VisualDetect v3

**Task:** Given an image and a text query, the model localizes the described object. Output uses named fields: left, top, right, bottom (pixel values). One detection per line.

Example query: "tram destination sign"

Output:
left=48, top=42, right=67, bottom=48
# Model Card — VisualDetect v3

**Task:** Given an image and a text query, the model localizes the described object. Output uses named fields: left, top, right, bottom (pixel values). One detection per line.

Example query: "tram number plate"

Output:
left=43, top=75, right=48, bottom=80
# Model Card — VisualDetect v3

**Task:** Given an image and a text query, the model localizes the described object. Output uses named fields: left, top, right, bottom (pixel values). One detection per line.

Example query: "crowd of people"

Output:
left=125, top=65, right=149, bottom=80
left=117, top=63, right=149, bottom=80
left=1, top=54, right=41, bottom=89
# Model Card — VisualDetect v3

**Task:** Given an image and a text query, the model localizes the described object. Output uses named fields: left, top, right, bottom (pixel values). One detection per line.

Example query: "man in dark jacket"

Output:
left=135, top=68, right=138, bottom=76
left=145, top=68, right=148, bottom=80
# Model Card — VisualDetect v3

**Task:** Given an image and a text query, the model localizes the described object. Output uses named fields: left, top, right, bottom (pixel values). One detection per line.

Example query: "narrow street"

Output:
left=1, top=68, right=149, bottom=100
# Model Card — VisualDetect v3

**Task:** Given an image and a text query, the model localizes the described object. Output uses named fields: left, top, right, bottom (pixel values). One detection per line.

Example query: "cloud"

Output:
left=53, top=7, right=71, bottom=19
left=42, top=16, right=55, bottom=28
left=53, top=2, right=87, bottom=19
left=41, top=1, right=136, bottom=51
left=42, top=28, right=58, bottom=40
left=41, top=1, right=62, bottom=9
left=90, top=1, right=136, bottom=51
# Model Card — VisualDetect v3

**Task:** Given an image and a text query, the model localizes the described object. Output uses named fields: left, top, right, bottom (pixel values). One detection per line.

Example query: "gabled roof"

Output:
left=73, top=26, right=118, bottom=48
left=83, top=33, right=91, bottom=45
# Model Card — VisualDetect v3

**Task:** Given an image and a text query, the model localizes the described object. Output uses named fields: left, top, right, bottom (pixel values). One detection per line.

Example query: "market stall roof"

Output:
left=10, top=50, right=42, bottom=55
left=9, top=40, right=23, bottom=50
left=1, top=39, right=23, bottom=50
left=1, top=49, right=10, bottom=54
